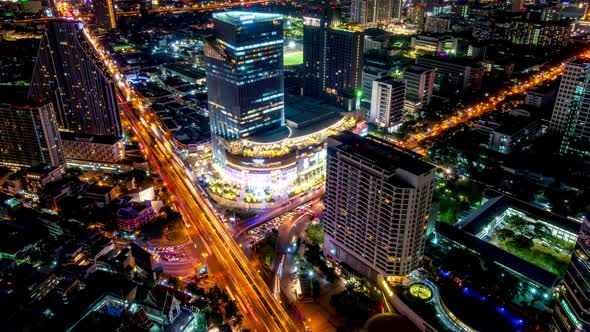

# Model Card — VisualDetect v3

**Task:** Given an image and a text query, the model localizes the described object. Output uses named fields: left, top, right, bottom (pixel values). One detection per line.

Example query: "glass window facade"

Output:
left=204, top=11, right=284, bottom=141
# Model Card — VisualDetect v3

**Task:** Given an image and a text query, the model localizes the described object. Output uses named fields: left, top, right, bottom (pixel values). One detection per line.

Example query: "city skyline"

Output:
left=0, top=2, right=589, bottom=332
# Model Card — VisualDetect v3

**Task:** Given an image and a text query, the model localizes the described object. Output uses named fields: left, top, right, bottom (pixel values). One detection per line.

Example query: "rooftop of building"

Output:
left=162, top=63, right=206, bottom=80
left=60, top=131, right=122, bottom=145
left=437, top=222, right=561, bottom=288
left=404, top=65, right=434, bottom=75
left=329, top=132, right=435, bottom=178
left=213, top=11, right=282, bottom=26
left=461, top=190, right=580, bottom=236
left=492, top=114, right=539, bottom=136
left=25, top=164, right=60, bottom=176
left=246, top=94, right=344, bottom=144
left=417, top=55, right=482, bottom=67
left=374, top=76, right=404, bottom=86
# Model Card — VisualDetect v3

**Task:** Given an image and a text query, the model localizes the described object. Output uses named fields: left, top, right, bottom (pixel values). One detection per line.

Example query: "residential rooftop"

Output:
left=328, top=132, right=436, bottom=181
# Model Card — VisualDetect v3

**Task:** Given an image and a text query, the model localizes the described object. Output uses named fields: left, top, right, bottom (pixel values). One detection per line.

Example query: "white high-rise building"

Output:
left=549, top=60, right=590, bottom=156
left=368, top=77, right=406, bottom=132
left=351, top=0, right=393, bottom=25
left=404, top=65, right=435, bottom=113
left=323, top=132, right=436, bottom=283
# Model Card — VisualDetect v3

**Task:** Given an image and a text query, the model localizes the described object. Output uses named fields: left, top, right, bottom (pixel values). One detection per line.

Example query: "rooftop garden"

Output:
left=489, top=214, right=574, bottom=276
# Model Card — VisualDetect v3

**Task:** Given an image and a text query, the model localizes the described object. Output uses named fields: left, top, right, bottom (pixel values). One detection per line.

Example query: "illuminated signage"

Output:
left=303, top=17, right=321, bottom=27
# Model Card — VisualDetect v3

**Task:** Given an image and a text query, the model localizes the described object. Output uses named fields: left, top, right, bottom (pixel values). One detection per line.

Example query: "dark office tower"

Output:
left=551, top=219, right=590, bottom=332
left=94, top=0, right=117, bottom=31
left=204, top=11, right=284, bottom=143
left=323, top=132, right=435, bottom=283
left=29, top=20, right=122, bottom=137
left=303, top=7, right=364, bottom=109
left=0, top=101, right=64, bottom=169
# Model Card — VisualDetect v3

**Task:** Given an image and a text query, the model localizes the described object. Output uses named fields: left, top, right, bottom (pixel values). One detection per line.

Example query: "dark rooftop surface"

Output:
left=493, top=115, right=538, bottom=136
left=60, top=132, right=122, bottom=145
left=247, top=94, right=344, bottom=143
left=329, top=132, right=436, bottom=177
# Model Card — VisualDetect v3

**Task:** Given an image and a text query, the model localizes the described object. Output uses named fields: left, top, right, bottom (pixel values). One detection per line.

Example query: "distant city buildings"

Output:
left=551, top=219, right=590, bottom=331
left=550, top=60, right=590, bottom=157
left=323, top=132, right=435, bottom=283
left=368, top=77, right=405, bottom=132
left=303, top=7, right=364, bottom=110
left=28, top=20, right=122, bottom=137
left=0, top=101, right=64, bottom=169
left=351, top=0, right=397, bottom=26
left=510, top=20, right=572, bottom=48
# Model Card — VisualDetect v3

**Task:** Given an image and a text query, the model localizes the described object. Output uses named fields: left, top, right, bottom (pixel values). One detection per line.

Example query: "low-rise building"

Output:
left=410, top=35, right=458, bottom=55
left=117, top=201, right=158, bottom=232
left=24, top=165, right=62, bottom=193
left=475, top=111, right=541, bottom=154
left=416, top=55, right=485, bottom=92
left=60, top=132, right=124, bottom=164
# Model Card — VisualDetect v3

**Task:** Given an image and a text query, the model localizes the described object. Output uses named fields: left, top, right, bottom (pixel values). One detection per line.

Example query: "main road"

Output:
left=82, top=28, right=300, bottom=331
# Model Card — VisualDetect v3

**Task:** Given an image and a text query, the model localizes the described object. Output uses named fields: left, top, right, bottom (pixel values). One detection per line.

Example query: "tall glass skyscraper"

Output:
left=204, top=11, right=284, bottom=145
left=28, top=20, right=122, bottom=137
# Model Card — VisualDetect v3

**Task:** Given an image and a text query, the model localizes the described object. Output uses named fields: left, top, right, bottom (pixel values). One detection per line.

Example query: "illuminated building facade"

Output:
left=303, top=7, right=364, bottom=109
left=29, top=20, right=122, bottom=137
left=0, top=102, right=64, bottom=169
left=204, top=12, right=356, bottom=196
left=510, top=20, right=572, bottom=48
left=351, top=0, right=395, bottom=26
left=550, top=61, right=590, bottom=157
left=204, top=11, right=284, bottom=144
left=551, top=219, right=590, bottom=332
left=368, top=77, right=405, bottom=132
left=323, top=132, right=435, bottom=283
left=94, top=0, right=116, bottom=31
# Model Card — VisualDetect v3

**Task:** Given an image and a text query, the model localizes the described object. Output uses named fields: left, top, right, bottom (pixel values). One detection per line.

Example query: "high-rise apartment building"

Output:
left=29, top=20, right=122, bottom=137
left=551, top=219, right=590, bottom=331
left=404, top=65, right=435, bottom=113
left=94, top=0, right=116, bottom=31
left=550, top=60, right=590, bottom=157
left=368, top=77, right=405, bottom=132
left=204, top=11, right=284, bottom=160
left=0, top=101, right=64, bottom=169
left=303, top=7, right=364, bottom=109
left=351, top=0, right=393, bottom=26
left=323, top=132, right=436, bottom=283
left=510, top=20, right=572, bottom=48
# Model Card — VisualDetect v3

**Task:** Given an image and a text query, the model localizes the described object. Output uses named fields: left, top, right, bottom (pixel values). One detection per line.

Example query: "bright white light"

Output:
left=288, top=41, right=296, bottom=49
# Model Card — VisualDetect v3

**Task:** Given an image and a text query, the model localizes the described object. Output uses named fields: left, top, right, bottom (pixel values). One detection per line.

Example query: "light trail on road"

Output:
left=77, top=23, right=300, bottom=331
left=385, top=54, right=590, bottom=151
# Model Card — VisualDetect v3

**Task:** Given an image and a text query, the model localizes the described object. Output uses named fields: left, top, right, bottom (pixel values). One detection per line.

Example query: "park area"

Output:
left=488, top=214, right=574, bottom=276
left=284, top=51, right=303, bottom=66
